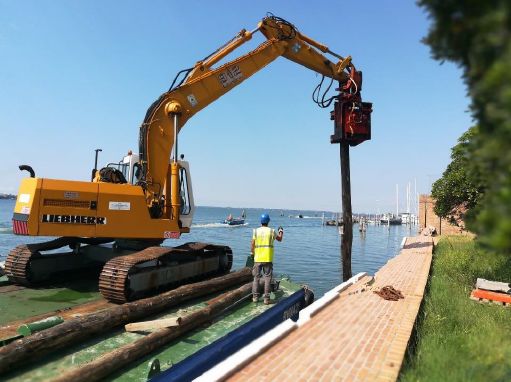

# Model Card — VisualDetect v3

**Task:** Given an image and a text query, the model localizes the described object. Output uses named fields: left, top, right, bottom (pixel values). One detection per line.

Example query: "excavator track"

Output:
left=99, top=246, right=169, bottom=304
left=4, top=238, right=79, bottom=286
left=5, top=238, right=232, bottom=304
left=99, top=242, right=233, bottom=304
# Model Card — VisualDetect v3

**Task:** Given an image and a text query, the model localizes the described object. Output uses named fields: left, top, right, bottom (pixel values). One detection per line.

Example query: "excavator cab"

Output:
left=96, top=151, right=196, bottom=230
left=120, top=153, right=142, bottom=185
left=97, top=153, right=141, bottom=185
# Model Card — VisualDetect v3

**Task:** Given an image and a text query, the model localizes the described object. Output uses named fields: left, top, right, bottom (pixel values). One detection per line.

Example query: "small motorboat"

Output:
left=222, top=210, right=246, bottom=226
left=222, top=217, right=245, bottom=226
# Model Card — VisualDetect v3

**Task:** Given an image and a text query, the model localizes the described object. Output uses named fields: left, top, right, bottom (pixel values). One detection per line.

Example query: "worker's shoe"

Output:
left=264, top=298, right=271, bottom=305
left=252, top=296, right=259, bottom=303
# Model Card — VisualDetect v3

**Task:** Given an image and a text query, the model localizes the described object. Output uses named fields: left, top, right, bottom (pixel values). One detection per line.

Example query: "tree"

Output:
left=431, top=126, right=483, bottom=226
left=420, top=0, right=511, bottom=252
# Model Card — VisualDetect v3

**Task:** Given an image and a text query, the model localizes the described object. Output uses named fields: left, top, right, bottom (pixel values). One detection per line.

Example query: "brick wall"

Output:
left=419, top=195, right=464, bottom=235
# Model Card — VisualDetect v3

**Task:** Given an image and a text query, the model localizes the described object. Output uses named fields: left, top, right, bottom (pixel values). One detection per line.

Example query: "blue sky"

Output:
left=0, top=1, right=471, bottom=213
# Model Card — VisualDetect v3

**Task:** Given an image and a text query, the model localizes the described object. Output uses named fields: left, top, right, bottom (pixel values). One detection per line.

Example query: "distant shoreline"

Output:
left=0, top=194, right=16, bottom=200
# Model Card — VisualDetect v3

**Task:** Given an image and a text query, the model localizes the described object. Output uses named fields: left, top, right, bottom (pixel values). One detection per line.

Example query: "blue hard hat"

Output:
left=260, top=213, right=270, bottom=224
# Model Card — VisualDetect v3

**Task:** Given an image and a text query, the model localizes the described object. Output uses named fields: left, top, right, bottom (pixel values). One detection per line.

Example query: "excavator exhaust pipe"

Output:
left=19, top=165, right=35, bottom=178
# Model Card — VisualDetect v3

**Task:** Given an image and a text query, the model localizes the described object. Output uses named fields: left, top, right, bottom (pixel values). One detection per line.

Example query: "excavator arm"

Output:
left=139, top=14, right=358, bottom=219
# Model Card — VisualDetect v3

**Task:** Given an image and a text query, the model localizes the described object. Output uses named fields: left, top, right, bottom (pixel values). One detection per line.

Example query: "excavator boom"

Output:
left=139, top=14, right=355, bottom=219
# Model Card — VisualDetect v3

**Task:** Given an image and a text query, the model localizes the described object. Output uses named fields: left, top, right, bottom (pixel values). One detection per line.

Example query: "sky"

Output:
left=0, top=0, right=472, bottom=213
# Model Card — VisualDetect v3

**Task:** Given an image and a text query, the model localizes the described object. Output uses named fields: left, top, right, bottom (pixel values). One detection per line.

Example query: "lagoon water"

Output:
left=0, top=200, right=416, bottom=297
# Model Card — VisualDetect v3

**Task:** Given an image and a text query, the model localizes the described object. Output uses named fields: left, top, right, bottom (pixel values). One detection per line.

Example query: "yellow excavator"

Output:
left=6, top=14, right=372, bottom=303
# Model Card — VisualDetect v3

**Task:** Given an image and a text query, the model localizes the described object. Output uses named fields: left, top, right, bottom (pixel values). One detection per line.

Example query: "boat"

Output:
left=222, top=217, right=245, bottom=225
left=380, top=213, right=402, bottom=225
left=222, top=210, right=246, bottom=225
left=324, top=213, right=342, bottom=226
left=0, top=256, right=311, bottom=381
left=400, top=212, right=418, bottom=225
left=380, top=185, right=402, bottom=225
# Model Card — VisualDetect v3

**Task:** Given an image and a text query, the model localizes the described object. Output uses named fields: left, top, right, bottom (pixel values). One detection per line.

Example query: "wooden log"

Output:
left=125, top=317, right=181, bottom=332
left=51, top=283, right=253, bottom=382
left=0, top=267, right=252, bottom=375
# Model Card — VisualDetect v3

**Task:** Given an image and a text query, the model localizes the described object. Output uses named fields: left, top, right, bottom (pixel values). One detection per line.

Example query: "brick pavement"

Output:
left=227, top=236, right=433, bottom=382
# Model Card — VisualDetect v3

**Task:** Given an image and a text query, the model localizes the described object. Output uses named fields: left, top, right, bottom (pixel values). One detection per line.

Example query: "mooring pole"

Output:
left=340, top=140, right=353, bottom=281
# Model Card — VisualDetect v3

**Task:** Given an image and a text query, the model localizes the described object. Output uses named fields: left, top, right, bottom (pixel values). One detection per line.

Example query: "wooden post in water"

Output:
left=340, top=140, right=353, bottom=281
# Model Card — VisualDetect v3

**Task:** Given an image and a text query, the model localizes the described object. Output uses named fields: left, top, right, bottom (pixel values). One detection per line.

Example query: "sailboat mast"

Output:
left=396, top=184, right=399, bottom=217
left=407, top=182, right=410, bottom=213
left=414, top=178, right=418, bottom=218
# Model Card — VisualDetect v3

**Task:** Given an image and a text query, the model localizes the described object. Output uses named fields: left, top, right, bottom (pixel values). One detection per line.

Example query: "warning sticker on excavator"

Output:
left=109, top=202, right=131, bottom=211
left=218, top=65, right=243, bottom=88
left=164, top=231, right=180, bottom=239
left=19, top=194, right=30, bottom=203
left=64, top=192, right=79, bottom=199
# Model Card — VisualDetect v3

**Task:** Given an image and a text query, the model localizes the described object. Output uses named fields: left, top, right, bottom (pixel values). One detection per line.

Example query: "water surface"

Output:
left=0, top=201, right=416, bottom=296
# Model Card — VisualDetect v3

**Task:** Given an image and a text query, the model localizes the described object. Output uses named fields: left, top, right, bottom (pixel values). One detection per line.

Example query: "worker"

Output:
left=251, top=213, right=284, bottom=304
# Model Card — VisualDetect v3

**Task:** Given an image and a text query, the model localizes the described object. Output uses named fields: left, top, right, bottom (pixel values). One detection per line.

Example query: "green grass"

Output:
left=400, top=236, right=511, bottom=382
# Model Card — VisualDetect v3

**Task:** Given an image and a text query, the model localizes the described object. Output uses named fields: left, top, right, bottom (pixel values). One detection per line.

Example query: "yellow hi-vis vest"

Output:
left=253, top=226, right=276, bottom=263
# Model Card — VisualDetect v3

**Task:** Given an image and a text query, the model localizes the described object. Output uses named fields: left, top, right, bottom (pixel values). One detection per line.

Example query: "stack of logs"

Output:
left=0, top=267, right=253, bottom=381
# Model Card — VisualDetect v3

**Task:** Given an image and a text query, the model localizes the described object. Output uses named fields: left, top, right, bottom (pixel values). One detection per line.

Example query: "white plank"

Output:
left=125, top=317, right=181, bottom=332
left=476, top=278, right=510, bottom=294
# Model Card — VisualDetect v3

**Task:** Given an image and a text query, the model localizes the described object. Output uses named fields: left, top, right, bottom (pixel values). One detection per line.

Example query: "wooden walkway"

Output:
left=227, top=236, right=433, bottom=382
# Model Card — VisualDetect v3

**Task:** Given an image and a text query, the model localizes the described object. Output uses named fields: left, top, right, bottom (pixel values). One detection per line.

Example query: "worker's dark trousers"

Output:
left=252, top=262, right=273, bottom=299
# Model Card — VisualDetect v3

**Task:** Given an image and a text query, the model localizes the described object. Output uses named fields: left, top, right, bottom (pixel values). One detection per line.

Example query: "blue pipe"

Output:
left=151, top=287, right=313, bottom=382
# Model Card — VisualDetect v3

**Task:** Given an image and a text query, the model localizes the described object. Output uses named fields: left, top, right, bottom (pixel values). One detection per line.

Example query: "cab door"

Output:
left=178, top=161, right=195, bottom=229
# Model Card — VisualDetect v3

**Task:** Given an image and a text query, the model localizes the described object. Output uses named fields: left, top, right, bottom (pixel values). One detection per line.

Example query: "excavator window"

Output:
left=179, top=167, right=191, bottom=215
left=132, top=163, right=141, bottom=185
left=121, top=164, right=129, bottom=182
